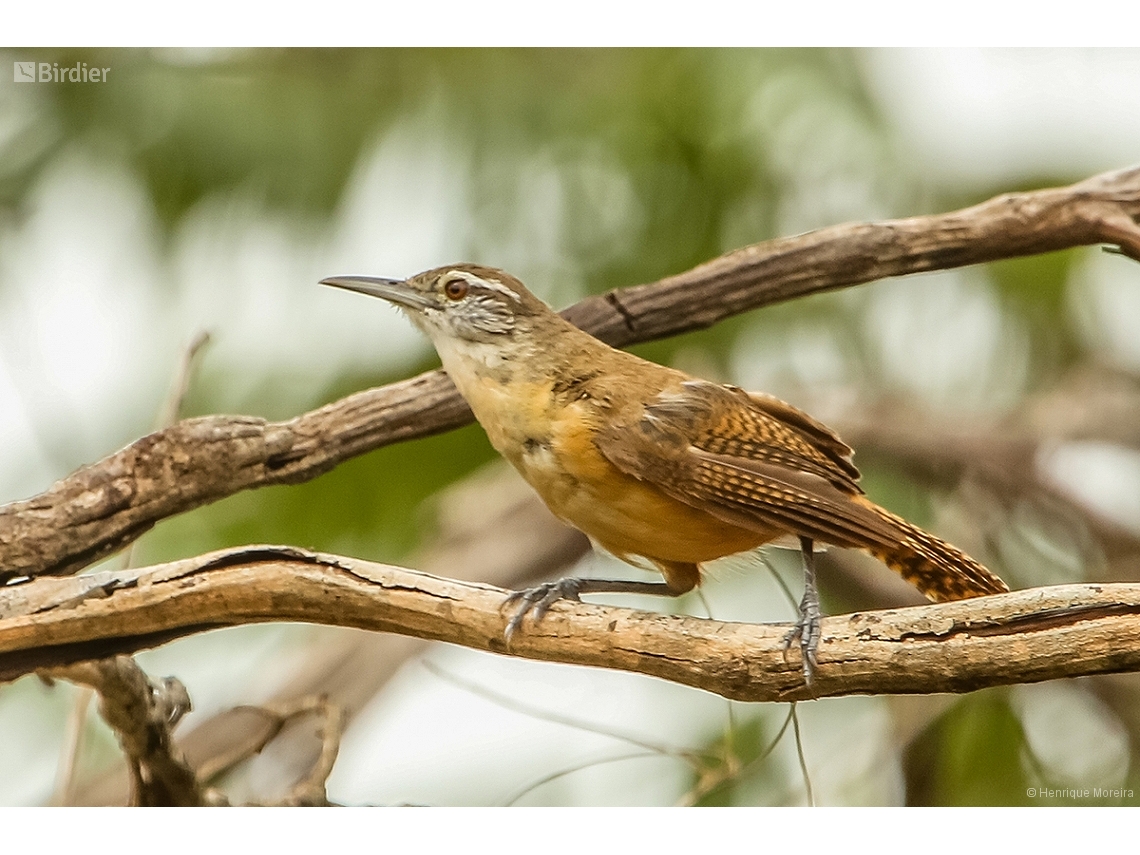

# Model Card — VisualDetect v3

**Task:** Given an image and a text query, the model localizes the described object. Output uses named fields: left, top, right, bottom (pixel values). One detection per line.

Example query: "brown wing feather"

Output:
left=595, top=380, right=884, bottom=543
left=595, top=380, right=1009, bottom=601
left=597, top=421, right=895, bottom=550
left=686, top=452, right=899, bottom=547
left=677, top=382, right=860, bottom=491
left=741, top=389, right=859, bottom=482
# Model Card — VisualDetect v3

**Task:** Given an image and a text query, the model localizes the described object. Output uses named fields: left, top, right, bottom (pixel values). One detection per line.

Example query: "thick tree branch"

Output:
left=4, top=545, right=1140, bottom=703
left=563, top=166, right=1140, bottom=344
left=2, top=166, right=1138, bottom=581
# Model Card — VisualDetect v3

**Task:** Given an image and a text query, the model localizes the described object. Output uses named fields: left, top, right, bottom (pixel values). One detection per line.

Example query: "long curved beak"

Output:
left=319, top=275, right=434, bottom=311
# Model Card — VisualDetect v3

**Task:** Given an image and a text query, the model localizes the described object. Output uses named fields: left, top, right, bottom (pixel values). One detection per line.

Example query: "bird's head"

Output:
left=321, top=264, right=553, bottom=346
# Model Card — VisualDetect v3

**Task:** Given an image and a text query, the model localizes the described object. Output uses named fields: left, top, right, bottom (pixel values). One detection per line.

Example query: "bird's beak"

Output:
left=320, top=276, right=434, bottom=311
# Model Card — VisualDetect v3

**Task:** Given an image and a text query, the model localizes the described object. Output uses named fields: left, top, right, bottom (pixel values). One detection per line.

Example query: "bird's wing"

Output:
left=594, top=380, right=899, bottom=549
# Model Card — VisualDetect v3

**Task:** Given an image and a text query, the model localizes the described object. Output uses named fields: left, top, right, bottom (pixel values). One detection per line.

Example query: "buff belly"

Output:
left=453, top=370, right=771, bottom=568
left=513, top=419, right=771, bottom=567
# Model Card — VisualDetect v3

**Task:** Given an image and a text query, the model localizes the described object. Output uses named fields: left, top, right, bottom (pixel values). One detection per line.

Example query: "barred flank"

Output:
left=866, top=504, right=1008, bottom=602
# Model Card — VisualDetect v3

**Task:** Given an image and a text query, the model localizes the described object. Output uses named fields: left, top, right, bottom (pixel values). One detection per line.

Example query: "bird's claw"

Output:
left=781, top=596, right=821, bottom=685
left=503, top=578, right=586, bottom=642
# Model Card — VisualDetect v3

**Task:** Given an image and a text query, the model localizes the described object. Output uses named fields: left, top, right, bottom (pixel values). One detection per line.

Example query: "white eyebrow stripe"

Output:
left=445, top=269, right=521, bottom=302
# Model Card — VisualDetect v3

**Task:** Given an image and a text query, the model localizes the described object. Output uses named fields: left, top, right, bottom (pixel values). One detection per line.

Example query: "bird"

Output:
left=321, top=263, right=1009, bottom=681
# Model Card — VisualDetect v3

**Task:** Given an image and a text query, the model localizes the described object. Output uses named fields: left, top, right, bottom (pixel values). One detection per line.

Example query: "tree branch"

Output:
left=5, top=545, right=1140, bottom=703
left=45, top=656, right=205, bottom=806
left=212, top=695, right=345, bottom=807
left=2, top=166, right=1137, bottom=581
left=562, top=165, right=1140, bottom=345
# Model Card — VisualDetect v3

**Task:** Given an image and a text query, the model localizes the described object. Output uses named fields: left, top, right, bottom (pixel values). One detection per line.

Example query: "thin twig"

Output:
left=154, top=331, right=212, bottom=433
left=501, top=751, right=664, bottom=806
left=197, top=694, right=338, bottom=785
left=49, top=686, right=92, bottom=806
left=250, top=695, right=345, bottom=807
left=677, top=704, right=796, bottom=806
left=790, top=704, right=815, bottom=807
left=422, top=659, right=695, bottom=760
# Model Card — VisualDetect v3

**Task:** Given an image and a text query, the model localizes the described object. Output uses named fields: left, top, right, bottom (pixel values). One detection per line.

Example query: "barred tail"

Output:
left=862, top=500, right=1009, bottom=602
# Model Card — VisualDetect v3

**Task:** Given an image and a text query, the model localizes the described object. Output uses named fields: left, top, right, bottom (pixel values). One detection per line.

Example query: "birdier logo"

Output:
left=13, top=61, right=109, bottom=83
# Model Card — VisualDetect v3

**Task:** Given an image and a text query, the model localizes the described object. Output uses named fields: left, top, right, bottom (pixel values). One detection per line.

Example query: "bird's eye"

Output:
left=443, top=279, right=469, bottom=301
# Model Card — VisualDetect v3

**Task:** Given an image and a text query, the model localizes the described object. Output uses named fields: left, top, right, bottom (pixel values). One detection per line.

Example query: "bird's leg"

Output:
left=782, top=536, right=822, bottom=683
left=503, top=578, right=677, bottom=642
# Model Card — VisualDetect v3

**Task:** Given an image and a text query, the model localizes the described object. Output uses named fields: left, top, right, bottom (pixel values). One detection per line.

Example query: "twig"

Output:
left=6, top=545, right=1140, bottom=702
left=790, top=704, right=814, bottom=807
left=234, top=695, right=346, bottom=807
left=501, top=751, right=663, bottom=806
left=44, top=656, right=204, bottom=806
left=282, top=699, right=344, bottom=807
left=49, top=686, right=92, bottom=806
left=425, top=658, right=774, bottom=807
left=2, top=167, right=1137, bottom=581
left=154, top=331, right=212, bottom=433
left=677, top=705, right=796, bottom=807
left=422, top=659, right=695, bottom=759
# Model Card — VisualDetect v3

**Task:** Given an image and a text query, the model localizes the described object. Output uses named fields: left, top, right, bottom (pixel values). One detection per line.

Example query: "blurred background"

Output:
left=1, top=47, right=1140, bottom=806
